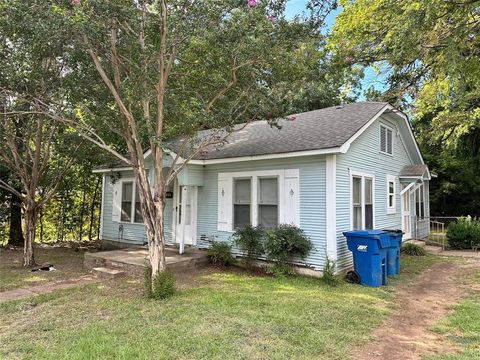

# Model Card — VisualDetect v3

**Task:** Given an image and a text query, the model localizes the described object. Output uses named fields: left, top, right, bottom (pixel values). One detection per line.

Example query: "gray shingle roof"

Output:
left=94, top=102, right=391, bottom=171
left=399, top=164, right=428, bottom=177
left=174, top=102, right=389, bottom=160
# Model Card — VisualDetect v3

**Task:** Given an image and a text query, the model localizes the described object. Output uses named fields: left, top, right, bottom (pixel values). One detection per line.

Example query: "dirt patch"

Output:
left=0, top=275, right=96, bottom=303
left=350, top=258, right=480, bottom=360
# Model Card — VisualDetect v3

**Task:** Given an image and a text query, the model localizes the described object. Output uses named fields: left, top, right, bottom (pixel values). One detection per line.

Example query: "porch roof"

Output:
left=399, top=164, right=431, bottom=180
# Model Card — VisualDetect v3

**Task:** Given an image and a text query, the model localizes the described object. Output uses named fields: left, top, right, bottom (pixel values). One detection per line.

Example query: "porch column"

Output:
left=179, top=186, right=187, bottom=254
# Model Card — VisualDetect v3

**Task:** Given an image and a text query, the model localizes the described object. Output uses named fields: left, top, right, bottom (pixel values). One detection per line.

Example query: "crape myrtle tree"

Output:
left=29, top=0, right=350, bottom=281
left=0, top=112, right=82, bottom=266
left=0, top=1, right=84, bottom=266
left=64, top=0, right=348, bottom=280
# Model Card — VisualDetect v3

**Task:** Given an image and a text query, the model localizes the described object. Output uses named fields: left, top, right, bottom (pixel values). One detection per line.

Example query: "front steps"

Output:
left=85, top=247, right=208, bottom=277
left=405, top=239, right=444, bottom=255
left=92, top=267, right=126, bottom=280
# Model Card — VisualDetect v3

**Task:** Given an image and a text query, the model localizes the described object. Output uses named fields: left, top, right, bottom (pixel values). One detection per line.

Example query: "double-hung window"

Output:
left=120, top=181, right=143, bottom=223
left=380, top=124, right=393, bottom=155
left=233, top=176, right=279, bottom=229
left=234, top=179, right=251, bottom=229
left=258, top=178, right=278, bottom=228
left=351, top=172, right=374, bottom=230
left=386, top=175, right=396, bottom=214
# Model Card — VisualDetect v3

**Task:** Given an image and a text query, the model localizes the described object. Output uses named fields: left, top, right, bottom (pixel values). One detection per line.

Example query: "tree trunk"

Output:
left=88, top=176, right=101, bottom=241
left=148, top=205, right=167, bottom=276
left=23, top=204, right=37, bottom=267
left=39, top=207, right=44, bottom=243
left=78, top=180, right=87, bottom=241
left=8, top=193, right=24, bottom=247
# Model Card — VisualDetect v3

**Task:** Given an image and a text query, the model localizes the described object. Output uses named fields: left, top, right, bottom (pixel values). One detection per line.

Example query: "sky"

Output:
left=284, top=0, right=388, bottom=98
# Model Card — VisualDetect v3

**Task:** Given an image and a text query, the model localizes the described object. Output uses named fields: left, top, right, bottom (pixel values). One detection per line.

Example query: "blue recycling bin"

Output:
left=383, top=229, right=404, bottom=276
left=343, top=230, right=390, bottom=287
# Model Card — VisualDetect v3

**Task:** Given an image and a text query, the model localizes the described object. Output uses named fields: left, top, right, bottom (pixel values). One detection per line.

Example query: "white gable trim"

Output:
left=340, top=104, right=391, bottom=154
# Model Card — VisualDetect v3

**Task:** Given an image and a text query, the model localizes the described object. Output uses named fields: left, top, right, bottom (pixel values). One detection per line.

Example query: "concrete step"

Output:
left=92, top=267, right=126, bottom=280
left=424, top=245, right=444, bottom=255
left=405, top=240, right=427, bottom=248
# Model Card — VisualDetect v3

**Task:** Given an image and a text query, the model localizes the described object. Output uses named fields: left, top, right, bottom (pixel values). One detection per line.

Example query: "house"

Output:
left=93, top=102, right=431, bottom=273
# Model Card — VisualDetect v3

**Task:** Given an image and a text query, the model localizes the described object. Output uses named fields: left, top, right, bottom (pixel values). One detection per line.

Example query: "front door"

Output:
left=401, top=189, right=411, bottom=239
left=174, top=185, right=197, bottom=246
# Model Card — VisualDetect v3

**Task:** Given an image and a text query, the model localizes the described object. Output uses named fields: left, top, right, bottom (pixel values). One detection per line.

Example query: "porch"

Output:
left=84, top=246, right=208, bottom=277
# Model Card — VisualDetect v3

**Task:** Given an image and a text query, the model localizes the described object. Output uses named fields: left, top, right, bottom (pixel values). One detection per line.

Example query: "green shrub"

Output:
left=152, top=270, right=176, bottom=300
left=266, top=263, right=295, bottom=276
left=144, top=265, right=153, bottom=298
left=145, top=267, right=176, bottom=300
left=447, top=217, right=480, bottom=250
left=233, top=225, right=265, bottom=264
left=207, top=241, right=235, bottom=266
left=264, top=224, right=313, bottom=275
left=401, top=243, right=427, bottom=256
left=322, top=258, right=340, bottom=287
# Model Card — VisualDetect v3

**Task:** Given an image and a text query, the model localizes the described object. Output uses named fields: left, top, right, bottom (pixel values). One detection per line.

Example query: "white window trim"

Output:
left=349, top=169, right=376, bottom=230
left=118, top=178, right=143, bottom=225
left=380, top=123, right=394, bottom=156
left=229, top=170, right=284, bottom=228
left=386, top=174, right=397, bottom=215
left=219, top=169, right=293, bottom=231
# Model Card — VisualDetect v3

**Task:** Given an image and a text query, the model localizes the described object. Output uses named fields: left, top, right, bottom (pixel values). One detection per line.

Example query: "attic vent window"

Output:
left=380, top=124, right=393, bottom=155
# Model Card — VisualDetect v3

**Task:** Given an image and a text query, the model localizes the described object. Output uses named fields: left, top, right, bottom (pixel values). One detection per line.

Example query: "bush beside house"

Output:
left=209, top=224, right=314, bottom=275
left=447, top=217, right=480, bottom=250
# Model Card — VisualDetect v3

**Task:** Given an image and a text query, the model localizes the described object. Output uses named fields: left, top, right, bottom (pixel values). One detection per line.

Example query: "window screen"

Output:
left=234, top=179, right=251, bottom=228
left=365, top=178, right=373, bottom=229
left=258, top=178, right=278, bottom=228
left=134, top=185, right=143, bottom=223
left=415, top=184, right=424, bottom=219
left=352, top=177, right=362, bottom=230
left=121, top=182, right=133, bottom=222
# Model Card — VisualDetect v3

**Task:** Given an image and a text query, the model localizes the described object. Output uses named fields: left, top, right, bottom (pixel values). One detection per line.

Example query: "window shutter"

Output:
left=217, top=175, right=233, bottom=231
left=112, top=181, right=122, bottom=222
left=283, top=169, right=300, bottom=226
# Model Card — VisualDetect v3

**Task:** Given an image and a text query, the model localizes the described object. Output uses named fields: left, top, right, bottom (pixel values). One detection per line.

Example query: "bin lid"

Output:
left=382, top=229, right=404, bottom=234
left=343, top=230, right=387, bottom=238
left=343, top=230, right=391, bottom=248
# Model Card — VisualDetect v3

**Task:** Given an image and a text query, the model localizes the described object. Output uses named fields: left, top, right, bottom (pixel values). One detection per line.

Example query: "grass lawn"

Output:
left=0, top=247, right=88, bottom=292
left=427, top=271, right=480, bottom=360
left=0, top=250, right=444, bottom=360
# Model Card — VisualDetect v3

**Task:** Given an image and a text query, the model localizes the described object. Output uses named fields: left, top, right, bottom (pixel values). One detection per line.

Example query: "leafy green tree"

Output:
left=0, top=0, right=84, bottom=265
left=330, top=0, right=479, bottom=120
left=44, top=0, right=347, bottom=280
left=330, top=0, right=480, bottom=215
left=1, top=0, right=353, bottom=276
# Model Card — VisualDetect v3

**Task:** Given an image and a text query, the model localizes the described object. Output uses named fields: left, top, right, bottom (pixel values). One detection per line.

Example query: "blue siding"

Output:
left=101, top=171, right=174, bottom=246
left=196, top=156, right=327, bottom=270
left=99, top=116, right=428, bottom=273
left=335, top=115, right=427, bottom=271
